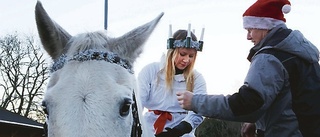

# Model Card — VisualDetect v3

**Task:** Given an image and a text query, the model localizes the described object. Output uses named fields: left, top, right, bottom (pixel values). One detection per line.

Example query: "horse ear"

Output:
left=35, top=1, right=72, bottom=60
left=109, top=12, right=164, bottom=64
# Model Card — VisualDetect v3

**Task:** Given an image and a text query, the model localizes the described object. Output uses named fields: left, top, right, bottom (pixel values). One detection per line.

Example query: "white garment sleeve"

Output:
left=137, top=62, right=158, bottom=108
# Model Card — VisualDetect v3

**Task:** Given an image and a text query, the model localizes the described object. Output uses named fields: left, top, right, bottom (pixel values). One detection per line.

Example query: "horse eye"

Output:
left=120, top=98, right=132, bottom=117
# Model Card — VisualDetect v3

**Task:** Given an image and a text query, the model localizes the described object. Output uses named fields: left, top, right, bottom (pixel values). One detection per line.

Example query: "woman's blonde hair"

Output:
left=163, top=30, right=198, bottom=92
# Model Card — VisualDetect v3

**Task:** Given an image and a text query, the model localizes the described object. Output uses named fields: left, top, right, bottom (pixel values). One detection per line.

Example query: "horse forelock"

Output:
left=66, top=31, right=110, bottom=56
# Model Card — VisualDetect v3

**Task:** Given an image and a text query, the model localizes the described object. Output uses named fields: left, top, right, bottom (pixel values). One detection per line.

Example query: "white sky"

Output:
left=1, top=0, right=320, bottom=95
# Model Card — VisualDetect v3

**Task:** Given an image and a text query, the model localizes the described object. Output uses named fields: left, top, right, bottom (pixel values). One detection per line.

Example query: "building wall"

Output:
left=0, top=124, right=44, bottom=137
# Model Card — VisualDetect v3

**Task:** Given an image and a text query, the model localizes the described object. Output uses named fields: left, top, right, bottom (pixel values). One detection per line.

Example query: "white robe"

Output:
left=138, top=61, right=207, bottom=137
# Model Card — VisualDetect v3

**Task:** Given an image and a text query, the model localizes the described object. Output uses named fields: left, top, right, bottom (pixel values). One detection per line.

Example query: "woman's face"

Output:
left=174, top=48, right=197, bottom=70
left=246, top=28, right=269, bottom=46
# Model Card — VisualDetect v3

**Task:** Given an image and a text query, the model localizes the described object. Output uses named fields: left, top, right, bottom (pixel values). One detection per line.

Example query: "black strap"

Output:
left=131, top=91, right=142, bottom=137
left=259, top=48, right=301, bottom=94
left=43, top=122, right=48, bottom=137
left=259, top=49, right=297, bottom=64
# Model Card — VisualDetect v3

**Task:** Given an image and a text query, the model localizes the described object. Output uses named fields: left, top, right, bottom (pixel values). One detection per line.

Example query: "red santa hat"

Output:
left=243, top=0, right=291, bottom=30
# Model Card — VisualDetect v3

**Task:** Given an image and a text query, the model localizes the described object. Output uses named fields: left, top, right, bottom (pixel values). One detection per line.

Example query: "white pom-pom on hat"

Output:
left=282, top=4, right=291, bottom=14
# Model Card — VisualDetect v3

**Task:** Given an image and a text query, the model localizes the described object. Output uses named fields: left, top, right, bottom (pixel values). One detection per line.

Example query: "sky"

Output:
left=1, top=0, right=320, bottom=95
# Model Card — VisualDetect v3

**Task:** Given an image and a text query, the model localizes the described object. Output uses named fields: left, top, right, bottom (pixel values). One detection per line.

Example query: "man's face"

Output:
left=246, top=28, right=269, bottom=46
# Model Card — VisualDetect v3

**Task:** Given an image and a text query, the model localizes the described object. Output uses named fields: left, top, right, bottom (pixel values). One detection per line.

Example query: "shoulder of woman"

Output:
left=192, top=69, right=202, bottom=76
left=139, top=62, right=161, bottom=75
left=192, top=70, right=206, bottom=80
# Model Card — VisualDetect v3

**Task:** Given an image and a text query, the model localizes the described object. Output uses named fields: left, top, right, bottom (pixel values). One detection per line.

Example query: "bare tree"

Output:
left=0, top=33, right=49, bottom=123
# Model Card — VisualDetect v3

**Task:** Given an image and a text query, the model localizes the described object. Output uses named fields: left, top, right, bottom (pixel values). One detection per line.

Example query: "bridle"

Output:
left=46, top=50, right=142, bottom=137
left=131, top=91, right=142, bottom=137
left=50, top=50, right=133, bottom=74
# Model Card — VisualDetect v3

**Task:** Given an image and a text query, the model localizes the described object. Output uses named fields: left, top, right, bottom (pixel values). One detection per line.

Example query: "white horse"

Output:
left=35, top=1, right=163, bottom=137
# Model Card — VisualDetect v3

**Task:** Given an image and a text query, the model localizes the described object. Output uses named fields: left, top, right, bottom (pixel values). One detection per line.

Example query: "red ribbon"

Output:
left=151, top=110, right=173, bottom=135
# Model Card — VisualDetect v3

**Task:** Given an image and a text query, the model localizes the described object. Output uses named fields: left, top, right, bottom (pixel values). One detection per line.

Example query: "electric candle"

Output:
left=200, top=28, right=205, bottom=41
left=169, top=24, right=172, bottom=38
left=187, top=23, right=191, bottom=37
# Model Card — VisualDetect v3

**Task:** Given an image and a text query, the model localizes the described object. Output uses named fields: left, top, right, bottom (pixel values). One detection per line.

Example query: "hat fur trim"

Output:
left=243, top=16, right=285, bottom=30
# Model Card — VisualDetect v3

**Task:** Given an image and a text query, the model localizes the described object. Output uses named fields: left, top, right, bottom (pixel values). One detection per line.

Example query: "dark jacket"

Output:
left=191, top=24, right=314, bottom=137
left=251, top=25, right=320, bottom=137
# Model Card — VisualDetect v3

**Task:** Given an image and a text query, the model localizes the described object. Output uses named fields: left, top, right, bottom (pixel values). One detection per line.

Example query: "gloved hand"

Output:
left=155, top=121, right=192, bottom=137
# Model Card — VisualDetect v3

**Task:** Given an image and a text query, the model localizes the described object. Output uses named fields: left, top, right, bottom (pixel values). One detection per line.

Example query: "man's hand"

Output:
left=241, top=123, right=256, bottom=137
left=176, top=91, right=193, bottom=110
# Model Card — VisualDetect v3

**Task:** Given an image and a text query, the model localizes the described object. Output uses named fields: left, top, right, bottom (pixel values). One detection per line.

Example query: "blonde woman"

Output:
left=138, top=29, right=207, bottom=137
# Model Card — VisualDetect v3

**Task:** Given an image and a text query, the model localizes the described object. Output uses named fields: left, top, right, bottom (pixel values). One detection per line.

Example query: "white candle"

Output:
left=169, top=24, right=172, bottom=38
left=187, top=23, right=191, bottom=37
left=200, top=28, right=205, bottom=41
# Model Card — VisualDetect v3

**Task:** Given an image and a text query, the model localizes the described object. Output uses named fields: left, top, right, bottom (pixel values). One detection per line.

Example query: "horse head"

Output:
left=35, top=1, right=163, bottom=136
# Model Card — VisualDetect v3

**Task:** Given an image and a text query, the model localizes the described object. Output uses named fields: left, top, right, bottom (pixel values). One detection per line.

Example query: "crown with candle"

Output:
left=167, top=24, right=204, bottom=51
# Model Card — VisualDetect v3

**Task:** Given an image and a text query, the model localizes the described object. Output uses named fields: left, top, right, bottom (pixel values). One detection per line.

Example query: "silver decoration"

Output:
left=50, top=50, right=133, bottom=74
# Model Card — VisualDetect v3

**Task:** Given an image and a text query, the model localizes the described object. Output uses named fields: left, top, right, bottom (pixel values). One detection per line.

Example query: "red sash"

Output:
left=150, top=110, right=173, bottom=135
